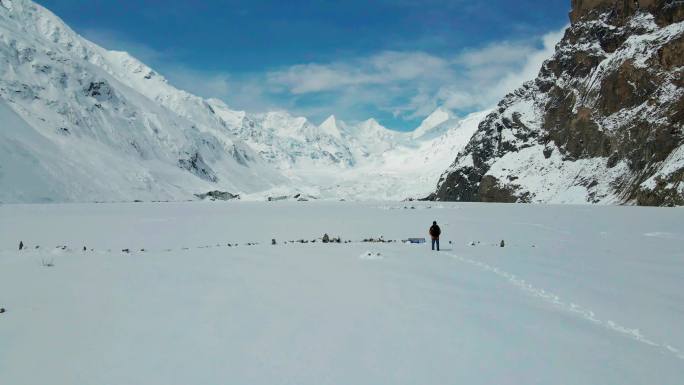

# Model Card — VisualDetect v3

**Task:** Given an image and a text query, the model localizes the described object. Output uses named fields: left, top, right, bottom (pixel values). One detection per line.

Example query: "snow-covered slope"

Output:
left=432, top=1, right=684, bottom=206
left=411, top=107, right=453, bottom=140
left=0, top=0, right=484, bottom=203
left=210, top=103, right=360, bottom=171
left=311, top=110, right=487, bottom=201
left=178, top=90, right=483, bottom=201
left=5, top=0, right=680, bottom=205
left=0, top=0, right=287, bottom=203
left=234, top=110, right=485, bottom=201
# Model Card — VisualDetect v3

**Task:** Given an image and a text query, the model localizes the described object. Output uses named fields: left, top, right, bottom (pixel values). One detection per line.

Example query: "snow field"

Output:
left=1, top=202, right=683, bottom=384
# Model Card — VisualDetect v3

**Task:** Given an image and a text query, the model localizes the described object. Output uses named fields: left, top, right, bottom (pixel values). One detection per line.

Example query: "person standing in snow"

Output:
left=429, top=221, right=441, bottom=251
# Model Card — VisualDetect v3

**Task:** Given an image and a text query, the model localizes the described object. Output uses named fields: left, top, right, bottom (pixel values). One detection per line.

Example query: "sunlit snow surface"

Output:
left=1, top=202, right=683, bottom=384
left=0, top=0, right=484, bottom=203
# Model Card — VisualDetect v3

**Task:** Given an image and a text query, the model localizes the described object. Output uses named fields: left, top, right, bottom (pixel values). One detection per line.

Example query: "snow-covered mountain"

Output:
left=411, top=107, right=453, bottom=140
left=0, top=0, right=288, bottom=203
left=209, top=103, right=358, bottom=171
left=431, top=0, right=684, bottom=206
left=0, top=0, right=482, bottom=203
left=219, top=105, right=483, bottom=201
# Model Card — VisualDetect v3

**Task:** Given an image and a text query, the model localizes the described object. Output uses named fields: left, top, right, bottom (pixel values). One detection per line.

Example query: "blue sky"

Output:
left=36, top=0, right=570, bottom=130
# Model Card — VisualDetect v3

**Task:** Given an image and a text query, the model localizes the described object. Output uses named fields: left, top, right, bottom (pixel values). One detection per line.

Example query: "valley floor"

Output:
left=0, top=202, right=683, bottom=384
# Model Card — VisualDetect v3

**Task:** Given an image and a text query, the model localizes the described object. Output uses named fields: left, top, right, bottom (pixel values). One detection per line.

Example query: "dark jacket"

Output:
left=429, top=225, right=441, bottom=239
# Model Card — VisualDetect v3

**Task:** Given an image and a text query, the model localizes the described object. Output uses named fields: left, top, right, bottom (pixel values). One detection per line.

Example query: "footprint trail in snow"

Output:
left=445, top=252, right=684, bottom=361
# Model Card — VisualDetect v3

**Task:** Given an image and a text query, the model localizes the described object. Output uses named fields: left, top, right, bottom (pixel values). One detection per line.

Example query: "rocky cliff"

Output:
left=431, top=0, right=684, bottom=206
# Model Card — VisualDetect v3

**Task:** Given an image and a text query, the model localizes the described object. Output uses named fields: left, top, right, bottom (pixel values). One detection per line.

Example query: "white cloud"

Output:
left=423, top=27, right=565, bottom=115
left=267, top=51, right=451, bottom=95
left=80, top=28, right=280, bottom=112
left=457, top=42, right=537, bottom=68
left=260, top=26, right=566, bottom=124
left=472, top=28, right=566, bottom=105
left=80, top=25, right=567, bottom=129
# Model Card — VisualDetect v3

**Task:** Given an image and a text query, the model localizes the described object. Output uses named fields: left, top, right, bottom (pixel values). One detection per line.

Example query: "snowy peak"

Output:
left=0, top=0, right=285, bottom=202
left=319, top=115, right=343, bottom=139
left=0, top=0, right=487, bottom=202
left=355, top=118, right=406, bottom=142
left=357, top=118, right=389, bottom=133
left=206, top=98, right=246, bottom=128
left=259, top=110, right=311, bottom=138
left=412, top=107, right=454, bottom=139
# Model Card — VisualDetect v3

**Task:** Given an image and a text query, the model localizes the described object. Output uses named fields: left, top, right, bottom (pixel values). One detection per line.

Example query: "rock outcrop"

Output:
left=432, top=0, right=684, bottom=206
left=194, top=190, right=240, bottom=201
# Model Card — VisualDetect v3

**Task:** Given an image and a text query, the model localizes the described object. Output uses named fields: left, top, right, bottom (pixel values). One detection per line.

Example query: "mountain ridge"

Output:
left=431, top=0, right=684, bottom=206
left=0, top=0, right=479, bottom=202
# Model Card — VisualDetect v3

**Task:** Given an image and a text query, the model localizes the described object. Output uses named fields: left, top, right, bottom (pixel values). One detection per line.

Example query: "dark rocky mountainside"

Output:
left=431, top=0, right=684, bottom=206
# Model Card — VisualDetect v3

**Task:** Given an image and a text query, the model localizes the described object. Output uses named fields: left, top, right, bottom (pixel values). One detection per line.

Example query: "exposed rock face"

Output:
left=178, top=152, right=218, bottom=183
left=432, top=0, right=684, bottom=206
left=570, top=0, right=659, bottom=24
left=194, top=190, right=240, bottom=201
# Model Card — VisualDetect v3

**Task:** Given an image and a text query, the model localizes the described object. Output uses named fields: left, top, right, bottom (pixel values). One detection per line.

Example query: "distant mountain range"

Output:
left=0, top=0, right=479, bottom=203
left=1, top=0, right=681, bottom=205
